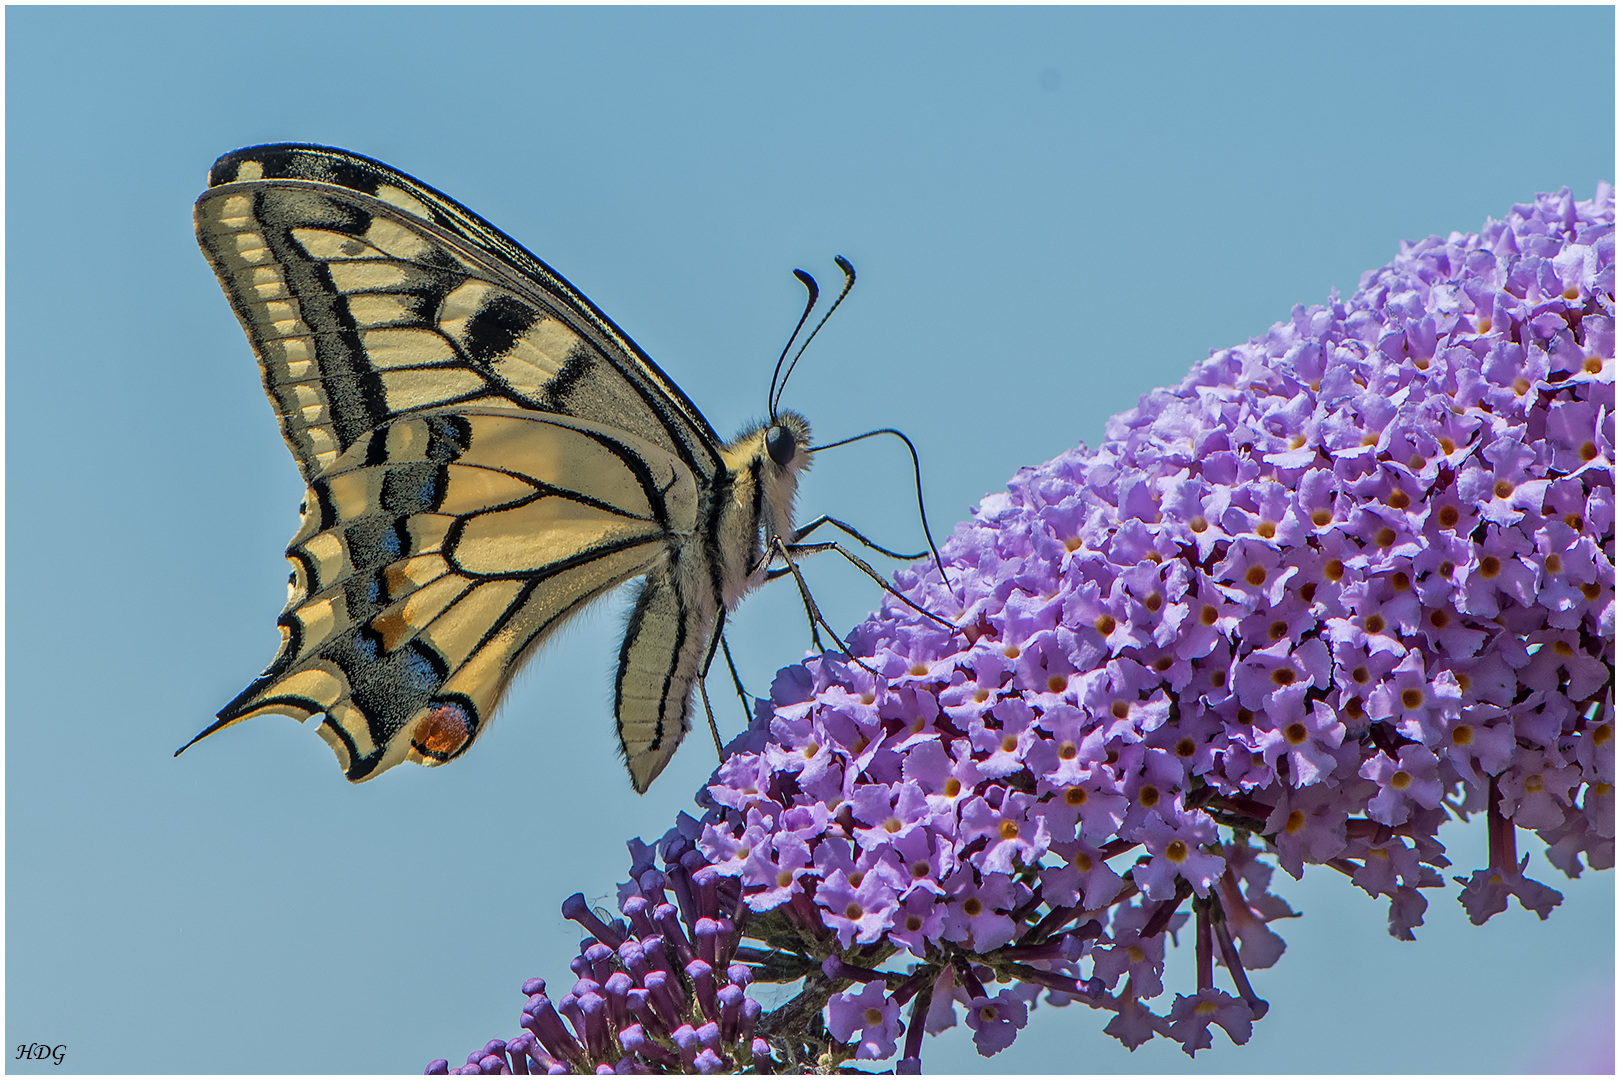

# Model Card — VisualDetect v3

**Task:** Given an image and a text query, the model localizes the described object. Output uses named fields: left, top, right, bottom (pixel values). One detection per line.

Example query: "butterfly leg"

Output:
left=718, top=634, right=754, bottom=725
left=789, top=514, right=926, bottom=560
left=771, top=538, right=958, bottom=633
left=767, top=537, right=884, bottom=677
left=768, top=516, right=955, bottom=629
left=697, top=677, right=725, bottom=762
left=755, top=541, right=828, bottom=652
left=694, top=622, right=758, bottom=764
left=695, top=611, right=732, bottom=762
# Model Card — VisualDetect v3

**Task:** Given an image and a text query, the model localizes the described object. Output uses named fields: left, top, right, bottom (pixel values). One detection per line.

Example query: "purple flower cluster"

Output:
left=429, top=185, right=1613, bottom=1072
left=427, top=831, right=775, bottom=1075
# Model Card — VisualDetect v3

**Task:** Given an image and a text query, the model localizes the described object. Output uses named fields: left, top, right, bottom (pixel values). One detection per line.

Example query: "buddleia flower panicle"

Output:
left=429, top=184, right=1613, bottom=1073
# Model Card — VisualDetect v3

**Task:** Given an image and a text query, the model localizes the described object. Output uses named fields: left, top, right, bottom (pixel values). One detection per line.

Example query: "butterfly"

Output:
left=176, top=143, right=855, bottom=793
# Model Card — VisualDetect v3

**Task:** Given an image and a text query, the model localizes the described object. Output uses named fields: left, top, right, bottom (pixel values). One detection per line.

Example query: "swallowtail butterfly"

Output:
left=178, top=144, right=844, bottom=792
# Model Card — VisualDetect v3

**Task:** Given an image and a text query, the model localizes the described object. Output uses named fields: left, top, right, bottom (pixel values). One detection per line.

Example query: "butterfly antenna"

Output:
left=769, top=269, right=820, bottom=422
left=771, top=256, right=856, bottom=418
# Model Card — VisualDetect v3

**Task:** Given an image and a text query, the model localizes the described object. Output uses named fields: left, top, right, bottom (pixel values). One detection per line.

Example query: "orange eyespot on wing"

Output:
left=412, top=701, right=474, bottom=762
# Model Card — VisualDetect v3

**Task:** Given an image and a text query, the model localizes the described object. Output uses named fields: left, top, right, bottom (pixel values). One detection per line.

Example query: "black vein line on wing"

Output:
left=395, top=270, right=697, bottom=463
left=441, top=415, right=685, bottom=520
left=383, top=576, right=477, bottom=650
left=324, top=254, right=478, bottom=276
left=444, top=521, right=666, bottom=584
left=442, top=550, right=654, bottom=684
left=455, top=470, right=661, bottom=523
left=259, top=328, right=519, bottom=406
left=424, top=297, right=577, bottom=416
left=572, top=425, right=686, bottom=527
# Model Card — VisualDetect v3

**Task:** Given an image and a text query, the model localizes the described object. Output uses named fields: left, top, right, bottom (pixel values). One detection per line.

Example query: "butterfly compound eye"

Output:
left=766, top=425, right=798, bottom=467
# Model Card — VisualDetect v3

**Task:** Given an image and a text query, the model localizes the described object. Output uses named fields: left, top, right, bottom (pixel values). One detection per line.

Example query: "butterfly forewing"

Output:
left=187, top=144, right=813, bottom=791
left=194, top=146, right=723, bottom=482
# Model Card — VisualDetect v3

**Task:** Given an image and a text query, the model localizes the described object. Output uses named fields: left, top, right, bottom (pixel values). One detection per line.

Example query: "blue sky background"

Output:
left=5, top=6, right=1614, bottom=1074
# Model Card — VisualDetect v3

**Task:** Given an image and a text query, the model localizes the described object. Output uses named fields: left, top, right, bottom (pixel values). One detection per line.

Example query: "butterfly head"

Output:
left=763, top=410, right=813, bottom=557
left=766, top=413, right=812, bottom=470
left=766, top=422, right=798, bottom=468
left=756, top=408, right=812, bottom=476
left=727, top=410, right=812, bottom=541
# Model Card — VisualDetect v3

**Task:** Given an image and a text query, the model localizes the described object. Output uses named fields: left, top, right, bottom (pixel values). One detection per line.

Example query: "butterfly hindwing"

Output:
left=207, top=409, right=700, bottom=781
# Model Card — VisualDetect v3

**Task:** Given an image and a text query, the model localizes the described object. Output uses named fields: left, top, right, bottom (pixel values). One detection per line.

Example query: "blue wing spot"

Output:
left=349, top=630, right=380, bottom=664
left=402, top=643, right=444, bottom=692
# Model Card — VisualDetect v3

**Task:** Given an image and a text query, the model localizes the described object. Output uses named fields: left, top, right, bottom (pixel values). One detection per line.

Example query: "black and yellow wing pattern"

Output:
left=182, top=144, right=813, bottom=791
